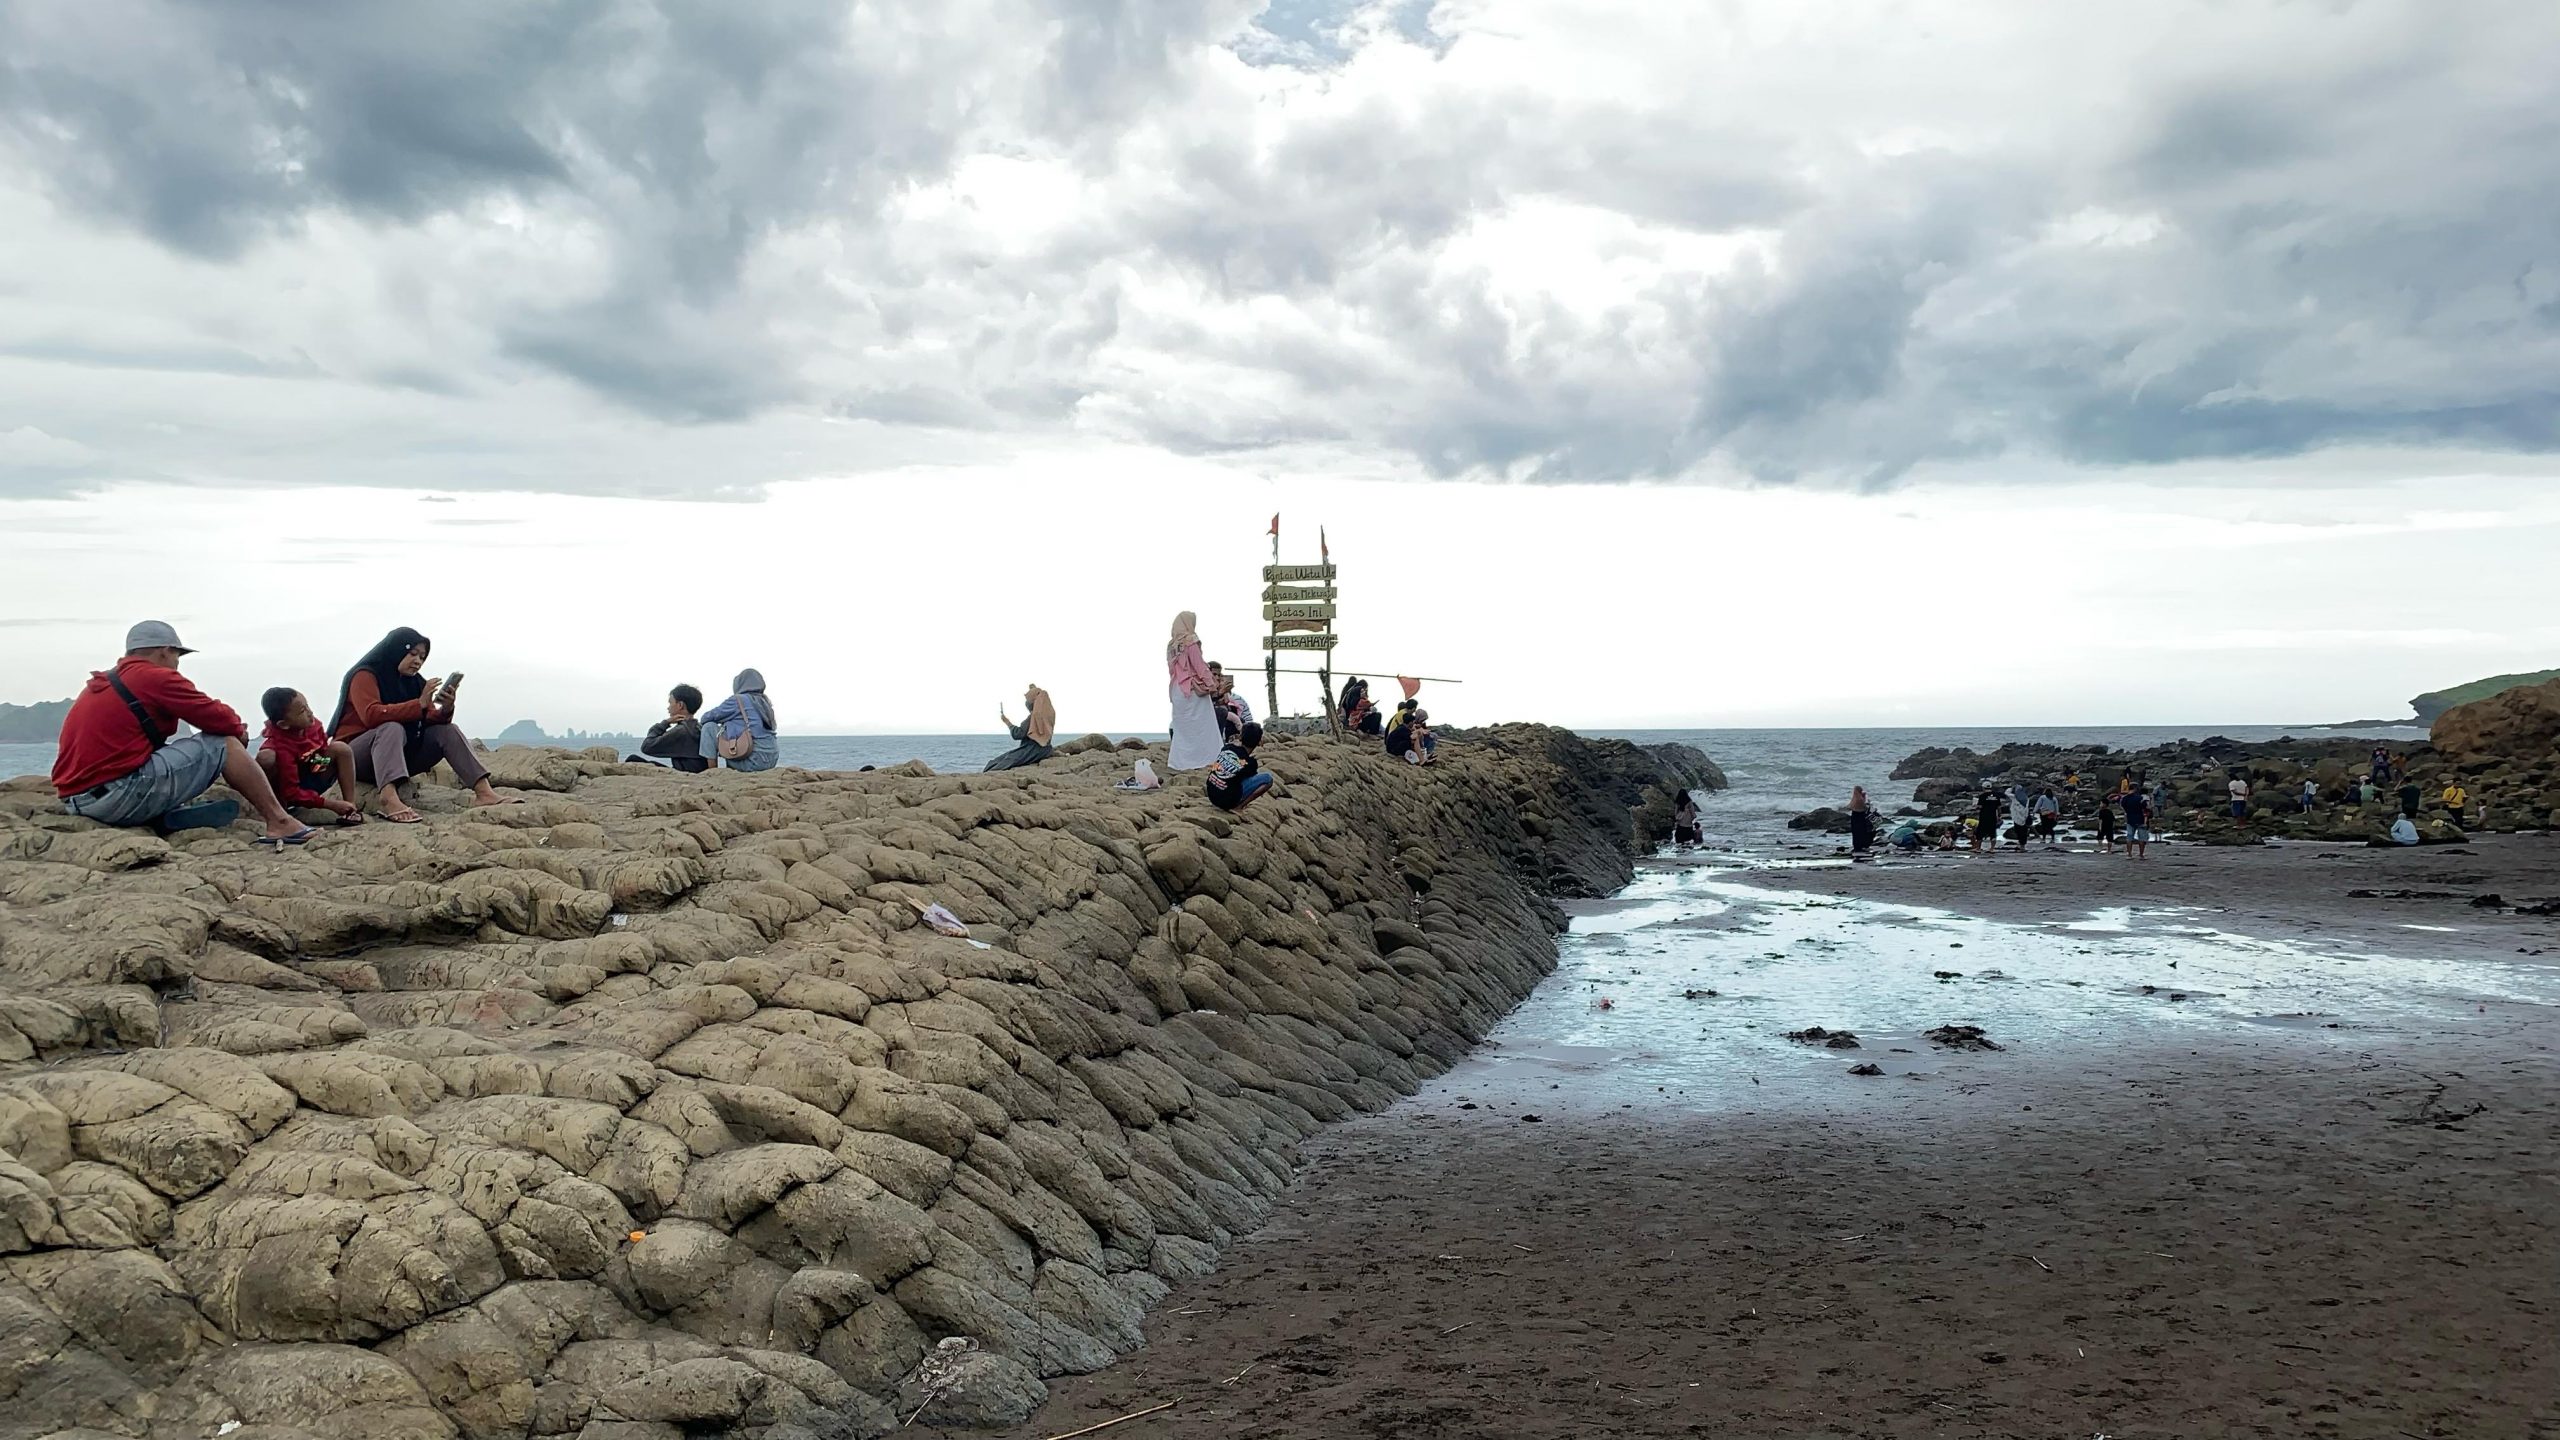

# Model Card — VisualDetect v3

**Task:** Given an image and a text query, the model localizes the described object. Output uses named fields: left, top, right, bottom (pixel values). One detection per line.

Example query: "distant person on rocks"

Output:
left=1972, top=789, right=2001, bottom=855
left=53, top=621, right=316, bottom=845
left=1340, top=676, right=1381, bottom=736
left=1848, top=785, right=1875, bottom=856
left=2120, top=784, right=2153, bottom=859
left=1205, top=721, right=1273, bottom=812
left=2397, top=778, right=2423, bottom=819
left=985, top=684, right=1057, bottom=772
left=2440, top=780, right=2468, bottom=819
left=2033, top=787, right=2061, bottom=846
left=2095, top=790, right=2119, bottom=852
left=1386, top=707, right=1437, bottom=764
left=2227, top=772, right=2251, bottom=820
left=256, top=687, right=363, bottom=824
left=2005, top=782, right=2034, bottom=851
left=698, top=669, right=779, bottom=772
left=1166, top=612, right=1222, bottom=771
left=330, top=627, right=514, bottom=822
left=1671, top=792, right=1703, bottom=848
left=1206, top=662, right=1256, bottom=727
left=2300, top=778, right=2318, bottom=813
left=631, top=684, right=710, bottom=772
left=2359, top=776, right=2379, bottom=805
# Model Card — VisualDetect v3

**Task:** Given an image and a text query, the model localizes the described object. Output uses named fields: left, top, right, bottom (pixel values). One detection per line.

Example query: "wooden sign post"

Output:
left=1260, top=542, right=1338, bottom=724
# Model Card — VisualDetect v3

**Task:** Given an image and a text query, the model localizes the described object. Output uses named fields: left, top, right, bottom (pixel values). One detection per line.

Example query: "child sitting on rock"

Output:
left=257, top=687, right=363, bottom=824
left=1205, top=722, right=1274, bottom=812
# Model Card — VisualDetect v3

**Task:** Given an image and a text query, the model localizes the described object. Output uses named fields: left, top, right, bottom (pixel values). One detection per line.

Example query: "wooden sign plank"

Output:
left=1263, top=603, right=1337, bottom=622
left=1261, top=633, right=1341, bottom=650
left=1262, top=564, right=1337, bottom=582
left=1261, top=585, right=1338, bottom=602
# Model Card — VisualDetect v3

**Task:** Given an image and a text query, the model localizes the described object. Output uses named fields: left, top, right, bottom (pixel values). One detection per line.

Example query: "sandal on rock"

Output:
left=254, top=826, right=320, bottom=850
left=382, top=808, right=426, bottom=824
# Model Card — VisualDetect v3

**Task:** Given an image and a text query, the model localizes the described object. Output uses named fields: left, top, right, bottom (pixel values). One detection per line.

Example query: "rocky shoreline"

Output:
left=1848, top=677, right=2560, bottom=846
left=0, top=725, right=1711, bottom=1440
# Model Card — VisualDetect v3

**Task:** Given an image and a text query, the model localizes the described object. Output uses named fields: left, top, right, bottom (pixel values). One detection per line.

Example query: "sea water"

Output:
left=1, top=722, right=2427, bottom=798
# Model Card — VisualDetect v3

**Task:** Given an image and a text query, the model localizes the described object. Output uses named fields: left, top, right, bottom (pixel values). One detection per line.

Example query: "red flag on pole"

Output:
left=1268, top=513, right=1279, bottom=538
left=1319, top=526, right=1329, bottom=562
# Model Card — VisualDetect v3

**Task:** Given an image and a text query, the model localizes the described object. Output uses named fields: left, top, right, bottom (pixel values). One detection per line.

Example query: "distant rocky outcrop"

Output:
left=2430, top=674, right=2560, bottom=762
left=1890, top=727, right=2557, bottom=844
left=0, top=722, right=1707, bottom=1437
left=2413, top=669, right=2560, bottom=726
left=0, top=698, right=69, bottom=744
left=494, top=719, right=641, bottom=751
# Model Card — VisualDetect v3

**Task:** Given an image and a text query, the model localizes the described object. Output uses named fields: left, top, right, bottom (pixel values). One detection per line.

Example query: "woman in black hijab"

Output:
left=328, top=627, right=513, bottom=820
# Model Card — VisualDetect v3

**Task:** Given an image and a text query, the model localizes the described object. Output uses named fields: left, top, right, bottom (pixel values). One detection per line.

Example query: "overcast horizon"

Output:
left=4, top=1, right=2556, bottom=734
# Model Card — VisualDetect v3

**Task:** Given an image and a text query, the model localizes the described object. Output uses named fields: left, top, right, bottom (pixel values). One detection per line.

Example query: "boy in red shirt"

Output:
left=257, top=688, right=364, bottom=824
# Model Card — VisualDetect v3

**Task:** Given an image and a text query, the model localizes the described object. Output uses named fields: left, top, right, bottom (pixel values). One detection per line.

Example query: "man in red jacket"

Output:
left=52, top=621, right=312, bottom=843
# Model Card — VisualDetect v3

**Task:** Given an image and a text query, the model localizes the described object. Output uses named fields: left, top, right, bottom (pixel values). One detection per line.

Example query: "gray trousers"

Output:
left=350, top=721, right=489, bottom=789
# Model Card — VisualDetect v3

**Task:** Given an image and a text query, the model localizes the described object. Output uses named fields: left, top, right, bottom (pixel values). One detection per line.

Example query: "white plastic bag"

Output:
left=1114, top=758, right=1162, bottom=792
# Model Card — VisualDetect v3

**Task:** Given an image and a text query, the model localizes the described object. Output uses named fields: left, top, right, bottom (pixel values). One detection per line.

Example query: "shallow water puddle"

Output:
left=1436, top=864, right=2560, bottom=1116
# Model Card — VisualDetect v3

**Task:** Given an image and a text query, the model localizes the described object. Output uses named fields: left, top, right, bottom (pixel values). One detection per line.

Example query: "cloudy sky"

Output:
left=3, top=0, right=2556, bottom=734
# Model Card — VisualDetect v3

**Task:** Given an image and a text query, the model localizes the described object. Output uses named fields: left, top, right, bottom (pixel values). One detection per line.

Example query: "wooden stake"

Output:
left=1039, top=1400, right=1178, bottom=1440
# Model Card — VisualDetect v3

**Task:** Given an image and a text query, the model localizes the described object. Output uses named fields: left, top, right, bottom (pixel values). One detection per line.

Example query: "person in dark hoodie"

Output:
left=329, top=626, right=515, bottom=822
left=628, top=684, right=710, bottom=772
left=698, top=669, right=779, bottom=771
left=1205, top=722, right=1274, bottom=812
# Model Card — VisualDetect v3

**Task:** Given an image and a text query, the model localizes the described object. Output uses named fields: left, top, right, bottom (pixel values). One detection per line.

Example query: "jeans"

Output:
left=63, top=732, right=229, bottom=826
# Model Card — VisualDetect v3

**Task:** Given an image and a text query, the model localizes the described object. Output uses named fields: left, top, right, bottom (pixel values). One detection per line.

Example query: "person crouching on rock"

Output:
left=1387, top=708, right=1437, bottom=764
left=698, top=669, right=780, bottom=771
left=330, top=626, right=516, bottom=821
left=986, top=684, right=1057, bottom=771
left=257, top=687, right=363, bottom=825
left=53, top=620, right=317, bottom=846
left=1206, top=722, right=1274, bottom=812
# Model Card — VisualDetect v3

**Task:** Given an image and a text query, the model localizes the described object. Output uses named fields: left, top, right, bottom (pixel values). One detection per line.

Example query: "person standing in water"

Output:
left=2121, top=783, right=2153, bottom=859
left=1165, top=612, right=1221, bottom=770
left=1848, top=785, right=1875, bottom=856
left=1972, top=788, right=2001, bottom=855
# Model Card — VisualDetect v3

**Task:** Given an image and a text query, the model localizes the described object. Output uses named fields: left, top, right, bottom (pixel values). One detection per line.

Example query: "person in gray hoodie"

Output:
left=697, top=669, right=779, bottom=771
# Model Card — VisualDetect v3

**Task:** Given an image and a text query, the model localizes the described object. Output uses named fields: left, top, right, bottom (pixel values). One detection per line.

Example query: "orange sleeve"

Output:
left=342, top=670, right=424, bottom=735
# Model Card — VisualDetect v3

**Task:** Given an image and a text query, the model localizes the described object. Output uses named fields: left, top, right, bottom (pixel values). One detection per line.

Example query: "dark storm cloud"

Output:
left=0, top=0, right=2554, bottom=495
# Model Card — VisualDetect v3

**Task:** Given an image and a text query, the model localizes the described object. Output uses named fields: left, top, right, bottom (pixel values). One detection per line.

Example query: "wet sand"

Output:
left=933, top=840, right=2560, bottom=1440
left=1725, top=832, right=2560, bottom=967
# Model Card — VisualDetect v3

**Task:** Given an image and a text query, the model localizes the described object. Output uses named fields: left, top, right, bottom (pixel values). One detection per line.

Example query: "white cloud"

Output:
left=0, top=0, right=2552, bottom=501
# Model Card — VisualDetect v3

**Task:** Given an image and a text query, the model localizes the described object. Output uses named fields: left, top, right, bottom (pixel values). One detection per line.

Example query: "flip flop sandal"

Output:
left=254, top=827, right=320, bottom=850
left=335, top=811, right=367, bottom=826
left=383, top=809, right=426, bottom=824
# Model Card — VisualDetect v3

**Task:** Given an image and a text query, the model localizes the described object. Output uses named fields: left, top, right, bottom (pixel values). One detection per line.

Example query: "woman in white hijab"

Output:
left=1165, top=611, right=1222, bottom=770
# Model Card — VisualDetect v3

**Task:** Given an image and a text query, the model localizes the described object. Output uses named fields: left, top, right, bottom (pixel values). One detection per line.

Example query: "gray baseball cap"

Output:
left=124, top=620, right=194, bottom=654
